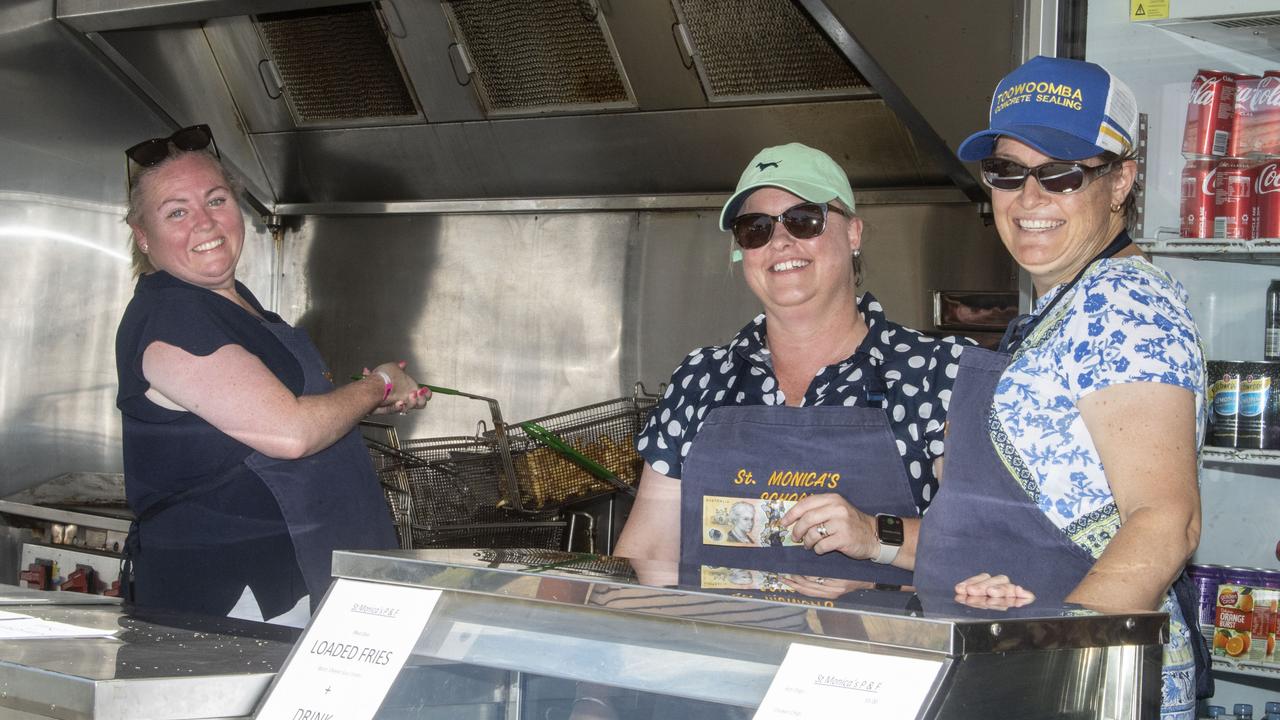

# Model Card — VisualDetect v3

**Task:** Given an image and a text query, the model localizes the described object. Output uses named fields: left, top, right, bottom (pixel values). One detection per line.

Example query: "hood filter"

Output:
left=257, top=4, right=418, bottom=122
left=674, top=0, right=870, bottom=103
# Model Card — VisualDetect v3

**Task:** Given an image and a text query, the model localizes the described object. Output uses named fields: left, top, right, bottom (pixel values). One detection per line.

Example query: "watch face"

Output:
left=877, top=514, right=905, bottom=546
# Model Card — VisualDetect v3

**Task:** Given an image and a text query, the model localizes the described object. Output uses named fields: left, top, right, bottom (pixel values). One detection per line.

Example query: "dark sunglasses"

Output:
left=980, top=157, right=1116, bottom=194
left=731, top=201, right=852, bottom=250
left=125, top=124, right=218, bottom=168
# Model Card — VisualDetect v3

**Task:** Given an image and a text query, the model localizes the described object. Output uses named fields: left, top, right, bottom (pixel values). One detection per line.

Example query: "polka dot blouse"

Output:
left=636, top=293, right=973, bottom=512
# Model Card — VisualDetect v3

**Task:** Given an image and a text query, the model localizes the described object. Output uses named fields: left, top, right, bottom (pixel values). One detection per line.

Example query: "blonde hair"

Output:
left=124, top=148, right=241, bottom=279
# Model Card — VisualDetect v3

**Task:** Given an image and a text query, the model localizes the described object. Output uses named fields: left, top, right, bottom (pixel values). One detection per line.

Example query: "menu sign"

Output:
left=753, top=644, right=943, bottom=720
left=255, top=579, right=442, bottom=720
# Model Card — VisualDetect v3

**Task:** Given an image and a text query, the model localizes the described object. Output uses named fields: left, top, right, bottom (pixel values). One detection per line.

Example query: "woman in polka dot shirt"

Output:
left=614, top=143, right=972, bottom=587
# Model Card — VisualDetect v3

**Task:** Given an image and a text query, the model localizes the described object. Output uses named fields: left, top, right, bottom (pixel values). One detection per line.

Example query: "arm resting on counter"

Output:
left=1068, top=381, right=1201, bottom=611
left=141, top=341, right=421, bottom=460
left=613, top=463, right=681, bottom=565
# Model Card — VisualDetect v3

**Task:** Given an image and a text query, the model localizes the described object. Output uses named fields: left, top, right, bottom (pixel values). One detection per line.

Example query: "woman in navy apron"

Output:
left=116, top=125, right=429, bottom=624
left=615, top=143, right=971, bottom=593
left=910, top=57, right=1209, bottom=719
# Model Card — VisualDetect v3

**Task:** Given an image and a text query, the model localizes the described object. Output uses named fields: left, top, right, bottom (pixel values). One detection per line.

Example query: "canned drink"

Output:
left=1232, top=75, right=1263, bottom=158
left=1249, top=585, right=1277, bottom=662
left=1181, top=158, right=1219, bottom=239
left=1256, top=159, right=1280, bottom=239
left=1237, top=361, right=1280, bottom=449
left=1184, top=70, right=1237, bottom=158
left=1207, top=360, right=1241, bottom=447
left=1253, top=72, right=1280, bottom=157
left=1188, top=564, right=1225, bottom=643
left=1216, top=157, right=1257, bottom=239
left=1215, top=581, right=1256, bottom=657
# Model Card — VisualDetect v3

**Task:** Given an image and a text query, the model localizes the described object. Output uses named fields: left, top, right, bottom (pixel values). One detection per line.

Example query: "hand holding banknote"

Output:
left=781, top=493, right=880, bottom=560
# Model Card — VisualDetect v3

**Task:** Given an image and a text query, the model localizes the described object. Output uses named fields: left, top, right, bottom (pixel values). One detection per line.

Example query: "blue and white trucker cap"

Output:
left=957, top=55, right=1139, bottom=162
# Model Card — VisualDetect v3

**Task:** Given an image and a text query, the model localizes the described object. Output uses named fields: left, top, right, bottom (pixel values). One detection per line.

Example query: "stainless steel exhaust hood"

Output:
left=57, top=0, right=1017, bottom=212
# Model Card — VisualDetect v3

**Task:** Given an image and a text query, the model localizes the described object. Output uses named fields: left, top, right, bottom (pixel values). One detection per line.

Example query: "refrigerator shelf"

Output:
left=1200, top=447, right=1280, bottom=467
left=1212, top=658, right=1280, bottom=681
left=1137, top=238, right=1280, bottom=264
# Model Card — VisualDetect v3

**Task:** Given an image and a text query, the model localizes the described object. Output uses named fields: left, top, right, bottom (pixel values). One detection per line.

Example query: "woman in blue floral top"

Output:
left=912, top=57, right=1208, bottom=719
left=615, top=143, right=970, bottom=591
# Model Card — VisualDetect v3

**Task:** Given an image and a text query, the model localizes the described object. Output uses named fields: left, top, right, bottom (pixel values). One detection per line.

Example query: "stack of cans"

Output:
left=1180, top=70, right=1280, bottom=240
left=1207, top=359, right=1280, bottom=449
left=1191, top=564, right=1280, bottom=666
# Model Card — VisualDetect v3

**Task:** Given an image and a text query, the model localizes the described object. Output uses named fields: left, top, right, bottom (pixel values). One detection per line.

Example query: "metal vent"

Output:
left=1213, top=15, right=1280, bottom=28
left=673, top=0, right=872, bottom=103
left=441, top=0, right=635, bottom=115
left=257, top=4, right=418, bottom=122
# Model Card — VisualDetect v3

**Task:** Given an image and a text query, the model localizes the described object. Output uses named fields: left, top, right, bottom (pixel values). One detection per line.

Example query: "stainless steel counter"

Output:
left=0, top=587, right=296, bottom=720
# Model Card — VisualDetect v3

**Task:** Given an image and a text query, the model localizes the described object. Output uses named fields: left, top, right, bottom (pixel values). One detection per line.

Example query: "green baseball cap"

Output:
left=719, top=142, right=855, bottom=231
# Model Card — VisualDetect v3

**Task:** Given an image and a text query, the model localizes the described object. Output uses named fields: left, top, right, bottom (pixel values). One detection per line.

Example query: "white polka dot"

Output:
left=885, top=369, right=902, bottom=381
left=695, top=420, right=704, bottom=432
left=907, top=355, right=925, bottom=369
left=689, top=352, right=704, bottom=366
left=736, top=392, right=745, bottom=402
left=727, top=375, right=737, bottom=387
left=910, top=461, right=921, bottom=479
left=951, top=345, right=964, bottom=358
left=838, top=363, right=851, bottom=373
left=637, top=437, right=649, bottom=451
left=844, top=396, right=857, bottom=406
left=657, top=436, right=668, bottom=450
left=869, top=299, right=883, bottom=312
left=699, top=374, right=709, bottom=389
left=909, top=424, right=920, bottom=441
left=922, top=484, right=932, bottom=502
left=945, top=364, right=958, bottom=379
left=712, top=349, right=726, bottom=359
left=925, top=420, right=942, bottom=433
left=902, top=383, right=918, bottom=397
left=681, top=374, right=692, bottom=389
left=939, top=389, right=951, bottom=405
left=663, top=385, right=674, bottom=398
left=895, top=343, right=911, bottom=353
left=918, top=402, right=933, bottom=419
left=928, top=357, right=938, bottom=370
left=892, top=404, right=906, bottom=421
left=685, top=406, right=694, bottom=420
left=762, top=376, right=776, bottom=392
left=749, top=366, right=764, bottom=376
left=667, top=420, right=683, bottom=436
left=815, top=383, right=829, bottom=395
left=652, top=460, right=670, bottom=475
left=896, top=439, right=907, bottom=455
left=661, top=408, right=671, bottom=422
left=714, top=390, right=725, bottom=402
left=681, top=442, right=692, bottom=457
left=849, top=368, right=863, bottom=381
left=697, top=406, right=706, bottom=418
left=720, top=361, right=733, bottom=374
left=929, top=440, right=944, bottom=455
left=837, top=385, right=848, bottom=393
left=880, top=330, right=892, bottom=344
left=763, top=393, right=775, bottom=405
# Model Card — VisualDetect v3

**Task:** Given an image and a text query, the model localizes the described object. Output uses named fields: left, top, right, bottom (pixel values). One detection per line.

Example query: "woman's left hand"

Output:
left=781, top=493, right=878, bottom=560
left=954, top=572, right=1036, bottom=610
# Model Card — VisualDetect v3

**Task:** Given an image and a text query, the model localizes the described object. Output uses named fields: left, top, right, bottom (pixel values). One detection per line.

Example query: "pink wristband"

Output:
left=375, top=370, right=393, bottom=402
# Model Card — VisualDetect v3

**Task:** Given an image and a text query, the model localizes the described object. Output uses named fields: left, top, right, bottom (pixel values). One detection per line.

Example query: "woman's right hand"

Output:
left=954, top=572, right=1035, bottom=610
left=367, top=362, right=431, bottom=415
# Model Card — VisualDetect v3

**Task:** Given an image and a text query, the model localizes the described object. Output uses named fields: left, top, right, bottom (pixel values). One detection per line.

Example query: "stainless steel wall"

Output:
left=278, top=204, right=1010, bottom=442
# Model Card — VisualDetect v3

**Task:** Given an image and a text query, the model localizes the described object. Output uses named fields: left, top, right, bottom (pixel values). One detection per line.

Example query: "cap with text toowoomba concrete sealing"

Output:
left=719, top=143, right=855, bottom=231
left=957, top=55, right=1139, bottom=162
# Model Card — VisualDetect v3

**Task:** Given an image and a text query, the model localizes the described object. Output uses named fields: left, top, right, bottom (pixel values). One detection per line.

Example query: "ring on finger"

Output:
left=815, top=523, right=830, bottom=538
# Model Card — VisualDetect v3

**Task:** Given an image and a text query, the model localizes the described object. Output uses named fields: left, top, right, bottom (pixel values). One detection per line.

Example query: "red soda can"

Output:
left=1231, top=75, right=1262, bottom=158
left=1181, top=158, right=1218, bottom=239
left=1184, top=70, right=1237, bottom=158
left=1255, top=158, right=1280, bottom=239
left=1252, top=72, right=1280, bottom=157
left=1216, top=157, right=1257, bottom=239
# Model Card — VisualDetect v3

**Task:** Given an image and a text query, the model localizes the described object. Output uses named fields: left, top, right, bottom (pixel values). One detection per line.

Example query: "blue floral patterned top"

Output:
left=992, top=253, right=1205, bottom=720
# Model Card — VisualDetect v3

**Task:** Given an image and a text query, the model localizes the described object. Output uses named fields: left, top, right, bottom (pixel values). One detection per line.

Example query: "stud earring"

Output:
left=731, top=248, right=743, bottom=262
left=140, top=243, right=148, bottom=252
left=1109, top=203, right=1122, bottom=213
left=853, top=249, right=861, bottom=258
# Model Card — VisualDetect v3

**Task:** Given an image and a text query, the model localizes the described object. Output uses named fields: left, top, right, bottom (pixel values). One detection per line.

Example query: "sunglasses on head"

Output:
left=980, top=157, right=1116, bottom=194
left=731, top=201, right=851, bottom=250
left=125, top=124, right=218, bottom=168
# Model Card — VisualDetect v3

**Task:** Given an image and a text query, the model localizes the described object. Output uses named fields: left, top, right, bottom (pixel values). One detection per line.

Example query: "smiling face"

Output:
left=990, top=137, right=1135, bottom=293
left=737, top=187, right=861, bottom=314
left=129, top=152, right=245, bottom=291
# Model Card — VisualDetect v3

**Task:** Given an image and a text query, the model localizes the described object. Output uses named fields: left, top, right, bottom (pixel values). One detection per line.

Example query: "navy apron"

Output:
left=679, top=401, right=919, bottom=587
left=914, top=346, right=1213, bottom=697
left=243, top=321, right=398, bottom=607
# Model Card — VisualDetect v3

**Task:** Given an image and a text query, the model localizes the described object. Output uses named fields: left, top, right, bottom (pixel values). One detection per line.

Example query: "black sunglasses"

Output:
left=980, top=157, right=1116, bottom=194
left=731, top=201, right=852, bottom=250
left=125, top=124, right=218, bottom=168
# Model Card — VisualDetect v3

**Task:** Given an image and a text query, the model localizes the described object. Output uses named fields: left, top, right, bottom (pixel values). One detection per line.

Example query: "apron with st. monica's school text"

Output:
left=679, top=402, right=919, bottom=586
left=243, top=321, right=398, bottom=608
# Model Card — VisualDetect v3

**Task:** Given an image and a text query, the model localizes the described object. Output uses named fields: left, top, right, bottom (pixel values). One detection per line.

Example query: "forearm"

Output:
left=271, top=375, right=388, bottom=459
left=1066, top=506, right=1199, bottom=611
left=614, top=466, right=681, bottom=562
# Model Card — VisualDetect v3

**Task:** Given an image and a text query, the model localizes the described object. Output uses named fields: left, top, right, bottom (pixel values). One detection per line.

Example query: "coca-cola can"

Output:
left=1231, top=74, right=1262, bottom=158
left=1252, top=72, right=1280, bottom=157
left=1256, top=158, right=1280, bottom=239
left=1181, top=158, right=1218, bottom=239
left=1215, top=157, right=1257, bottom=239
left=1184, top=70, right=1237, bottom=158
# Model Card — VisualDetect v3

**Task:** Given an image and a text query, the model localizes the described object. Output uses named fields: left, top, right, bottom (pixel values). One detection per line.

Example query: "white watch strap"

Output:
left=873, top=541, right=901, bottom=565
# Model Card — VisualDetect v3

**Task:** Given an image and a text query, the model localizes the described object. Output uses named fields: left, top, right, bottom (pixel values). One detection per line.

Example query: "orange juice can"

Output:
left=1214, top=582, right=1256, bottom=658
left=1249, top=585, right=1277, bottom=662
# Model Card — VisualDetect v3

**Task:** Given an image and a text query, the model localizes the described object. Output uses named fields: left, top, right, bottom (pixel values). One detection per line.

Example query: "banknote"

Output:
left=700, top=566, right=794, bottom=592
left=702, top=495, right=801, bottom=548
